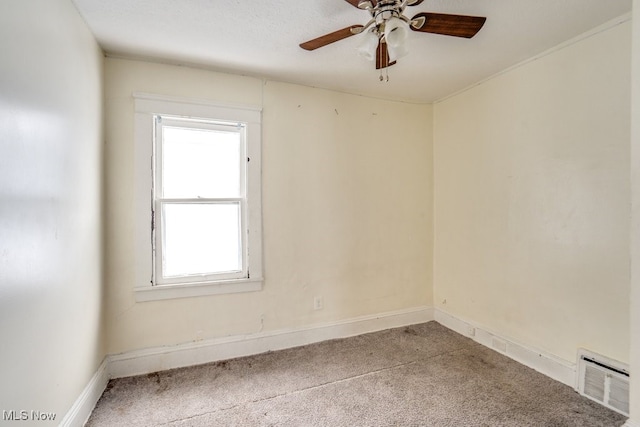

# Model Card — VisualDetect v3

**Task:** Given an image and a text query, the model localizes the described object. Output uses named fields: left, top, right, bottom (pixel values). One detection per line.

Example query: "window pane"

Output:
left=162, top=125, right=241, bottom=198
left=162, top=203, right=241, bottom=278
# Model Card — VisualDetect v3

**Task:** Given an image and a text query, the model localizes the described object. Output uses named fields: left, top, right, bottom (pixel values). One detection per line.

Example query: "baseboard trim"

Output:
left=109, top=306, right=434, bottom=379
left=623, top=421, right=640, bottom=427
left=434, top=309, right=576, bottom=388
left=59, top=359, right=109, bottom=427
left=65, top=306, right=594, bottom=425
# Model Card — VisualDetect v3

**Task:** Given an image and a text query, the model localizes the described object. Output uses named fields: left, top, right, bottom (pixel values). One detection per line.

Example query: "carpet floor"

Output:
left=86, top=322, right=627, bottom=426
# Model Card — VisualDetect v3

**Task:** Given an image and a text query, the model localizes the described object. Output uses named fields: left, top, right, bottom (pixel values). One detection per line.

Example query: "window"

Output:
left=134, top=94, right=262, bottom=301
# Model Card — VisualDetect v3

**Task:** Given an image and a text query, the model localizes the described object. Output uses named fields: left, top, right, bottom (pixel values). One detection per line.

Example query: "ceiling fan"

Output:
left=300, top=0, right=486, bottom=70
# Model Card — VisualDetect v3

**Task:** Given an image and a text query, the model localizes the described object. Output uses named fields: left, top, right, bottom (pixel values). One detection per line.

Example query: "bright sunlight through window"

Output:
left=155, top=118, right=247, bottom=284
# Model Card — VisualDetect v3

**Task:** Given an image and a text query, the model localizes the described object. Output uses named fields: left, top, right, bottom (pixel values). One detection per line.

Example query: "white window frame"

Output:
left=154, top=117, right=248, bottom=284
left=134, top=93, right=263, bottom=302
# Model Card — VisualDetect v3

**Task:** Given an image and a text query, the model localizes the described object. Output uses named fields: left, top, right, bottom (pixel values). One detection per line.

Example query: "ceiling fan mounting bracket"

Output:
left=351, top=19, right=374, bottom=34
left=409, top=16, right=426, bottom=30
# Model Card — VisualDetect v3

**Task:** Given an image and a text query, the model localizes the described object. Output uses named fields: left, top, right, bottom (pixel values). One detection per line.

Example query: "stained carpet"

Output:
left=86, top=322, right=627, bottom=426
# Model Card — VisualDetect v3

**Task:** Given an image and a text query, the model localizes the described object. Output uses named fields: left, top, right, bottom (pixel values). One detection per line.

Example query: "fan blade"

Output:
left=410, top=12, right=486, bottom=38
left=344, top=0, right=376, bottom=8
left=300, top=25, right=364, bottom=51
left=375, top=41, right=396, bottom=70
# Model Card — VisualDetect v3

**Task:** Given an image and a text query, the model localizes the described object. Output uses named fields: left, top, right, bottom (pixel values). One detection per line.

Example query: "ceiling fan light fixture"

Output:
left=357, top=30, right=379, bottom=61
left=384, top=17, right=409, bottom=62
left=387, top=39, right=409, bottom=62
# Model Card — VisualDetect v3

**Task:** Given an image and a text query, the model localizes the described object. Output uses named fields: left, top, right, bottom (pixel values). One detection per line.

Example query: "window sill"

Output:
left=134, top=277, right=263, bottom=302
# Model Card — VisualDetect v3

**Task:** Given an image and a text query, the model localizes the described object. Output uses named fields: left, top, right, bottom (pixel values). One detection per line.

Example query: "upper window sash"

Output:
left=153, top=116, right=248, bottom=201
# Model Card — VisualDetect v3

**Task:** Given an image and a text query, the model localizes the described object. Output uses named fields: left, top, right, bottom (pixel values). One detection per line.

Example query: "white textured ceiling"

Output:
left=72, top=0, right=632, bottom=103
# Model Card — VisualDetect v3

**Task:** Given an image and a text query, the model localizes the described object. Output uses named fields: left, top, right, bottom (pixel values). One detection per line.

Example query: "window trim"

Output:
left=133, top=93, right=263, bottom=302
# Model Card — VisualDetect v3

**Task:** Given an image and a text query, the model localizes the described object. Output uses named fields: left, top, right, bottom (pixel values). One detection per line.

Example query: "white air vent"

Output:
left=577, top=349, right=629, bottom=416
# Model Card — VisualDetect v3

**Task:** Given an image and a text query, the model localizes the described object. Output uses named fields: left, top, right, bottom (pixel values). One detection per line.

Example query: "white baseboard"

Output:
left=434, top=308, right=576, bottom=388
left=65, top=306, right=599, bottom=425
left=59, top=359, right=109, bottom=427
left=109, top=306, right=434, bottom=379
left=623, top=421, right=640, bottom=427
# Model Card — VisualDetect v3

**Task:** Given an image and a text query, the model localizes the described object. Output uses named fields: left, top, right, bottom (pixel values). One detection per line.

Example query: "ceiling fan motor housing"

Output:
left=358, top=0, right=422, bottom=35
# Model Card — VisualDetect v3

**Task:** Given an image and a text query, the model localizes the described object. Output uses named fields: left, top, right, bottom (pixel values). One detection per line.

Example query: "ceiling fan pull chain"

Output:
left=379, top=66, right=390, bottom=82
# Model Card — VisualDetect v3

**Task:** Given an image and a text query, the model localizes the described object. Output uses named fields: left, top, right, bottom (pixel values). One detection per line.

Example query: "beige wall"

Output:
left=0, top=0, right=105, bottom=420
left=629, top=0, right=640, bottom=423
left=0, top=0, right=633, bottom=419
left=105, top=58, right=433, bottom=354
left=433, top=20, right=631, bottom=363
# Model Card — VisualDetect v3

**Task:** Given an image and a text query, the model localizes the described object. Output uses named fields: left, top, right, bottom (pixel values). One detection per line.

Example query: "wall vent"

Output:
left=577, top=349, right=629, bottom=416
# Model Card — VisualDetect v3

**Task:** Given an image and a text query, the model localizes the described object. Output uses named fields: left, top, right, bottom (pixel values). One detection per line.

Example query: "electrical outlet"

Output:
left=467, top=326, right=476, bottom=337
left=313, top=296, right=323, bottom=310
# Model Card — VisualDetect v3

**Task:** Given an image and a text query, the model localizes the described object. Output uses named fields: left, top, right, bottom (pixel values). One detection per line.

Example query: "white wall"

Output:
left=628, top=1, right=640, bottom=424
left=0, top=0, right=104, bottom=423
left=433, top=19, right=631, bottom=364
left=104, top=58, right=433, bottom=354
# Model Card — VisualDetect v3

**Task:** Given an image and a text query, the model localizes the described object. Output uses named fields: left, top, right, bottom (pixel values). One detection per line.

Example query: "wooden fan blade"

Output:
left=410, top=12, right=486, bottom=38
left=375, top=41, right=396, bottom=70
left=300, top=25, right=364, bottom=51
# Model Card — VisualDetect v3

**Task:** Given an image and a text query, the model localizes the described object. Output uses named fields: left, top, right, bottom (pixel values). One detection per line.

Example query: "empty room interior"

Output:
left=1, top=0, right=640, bottom=425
